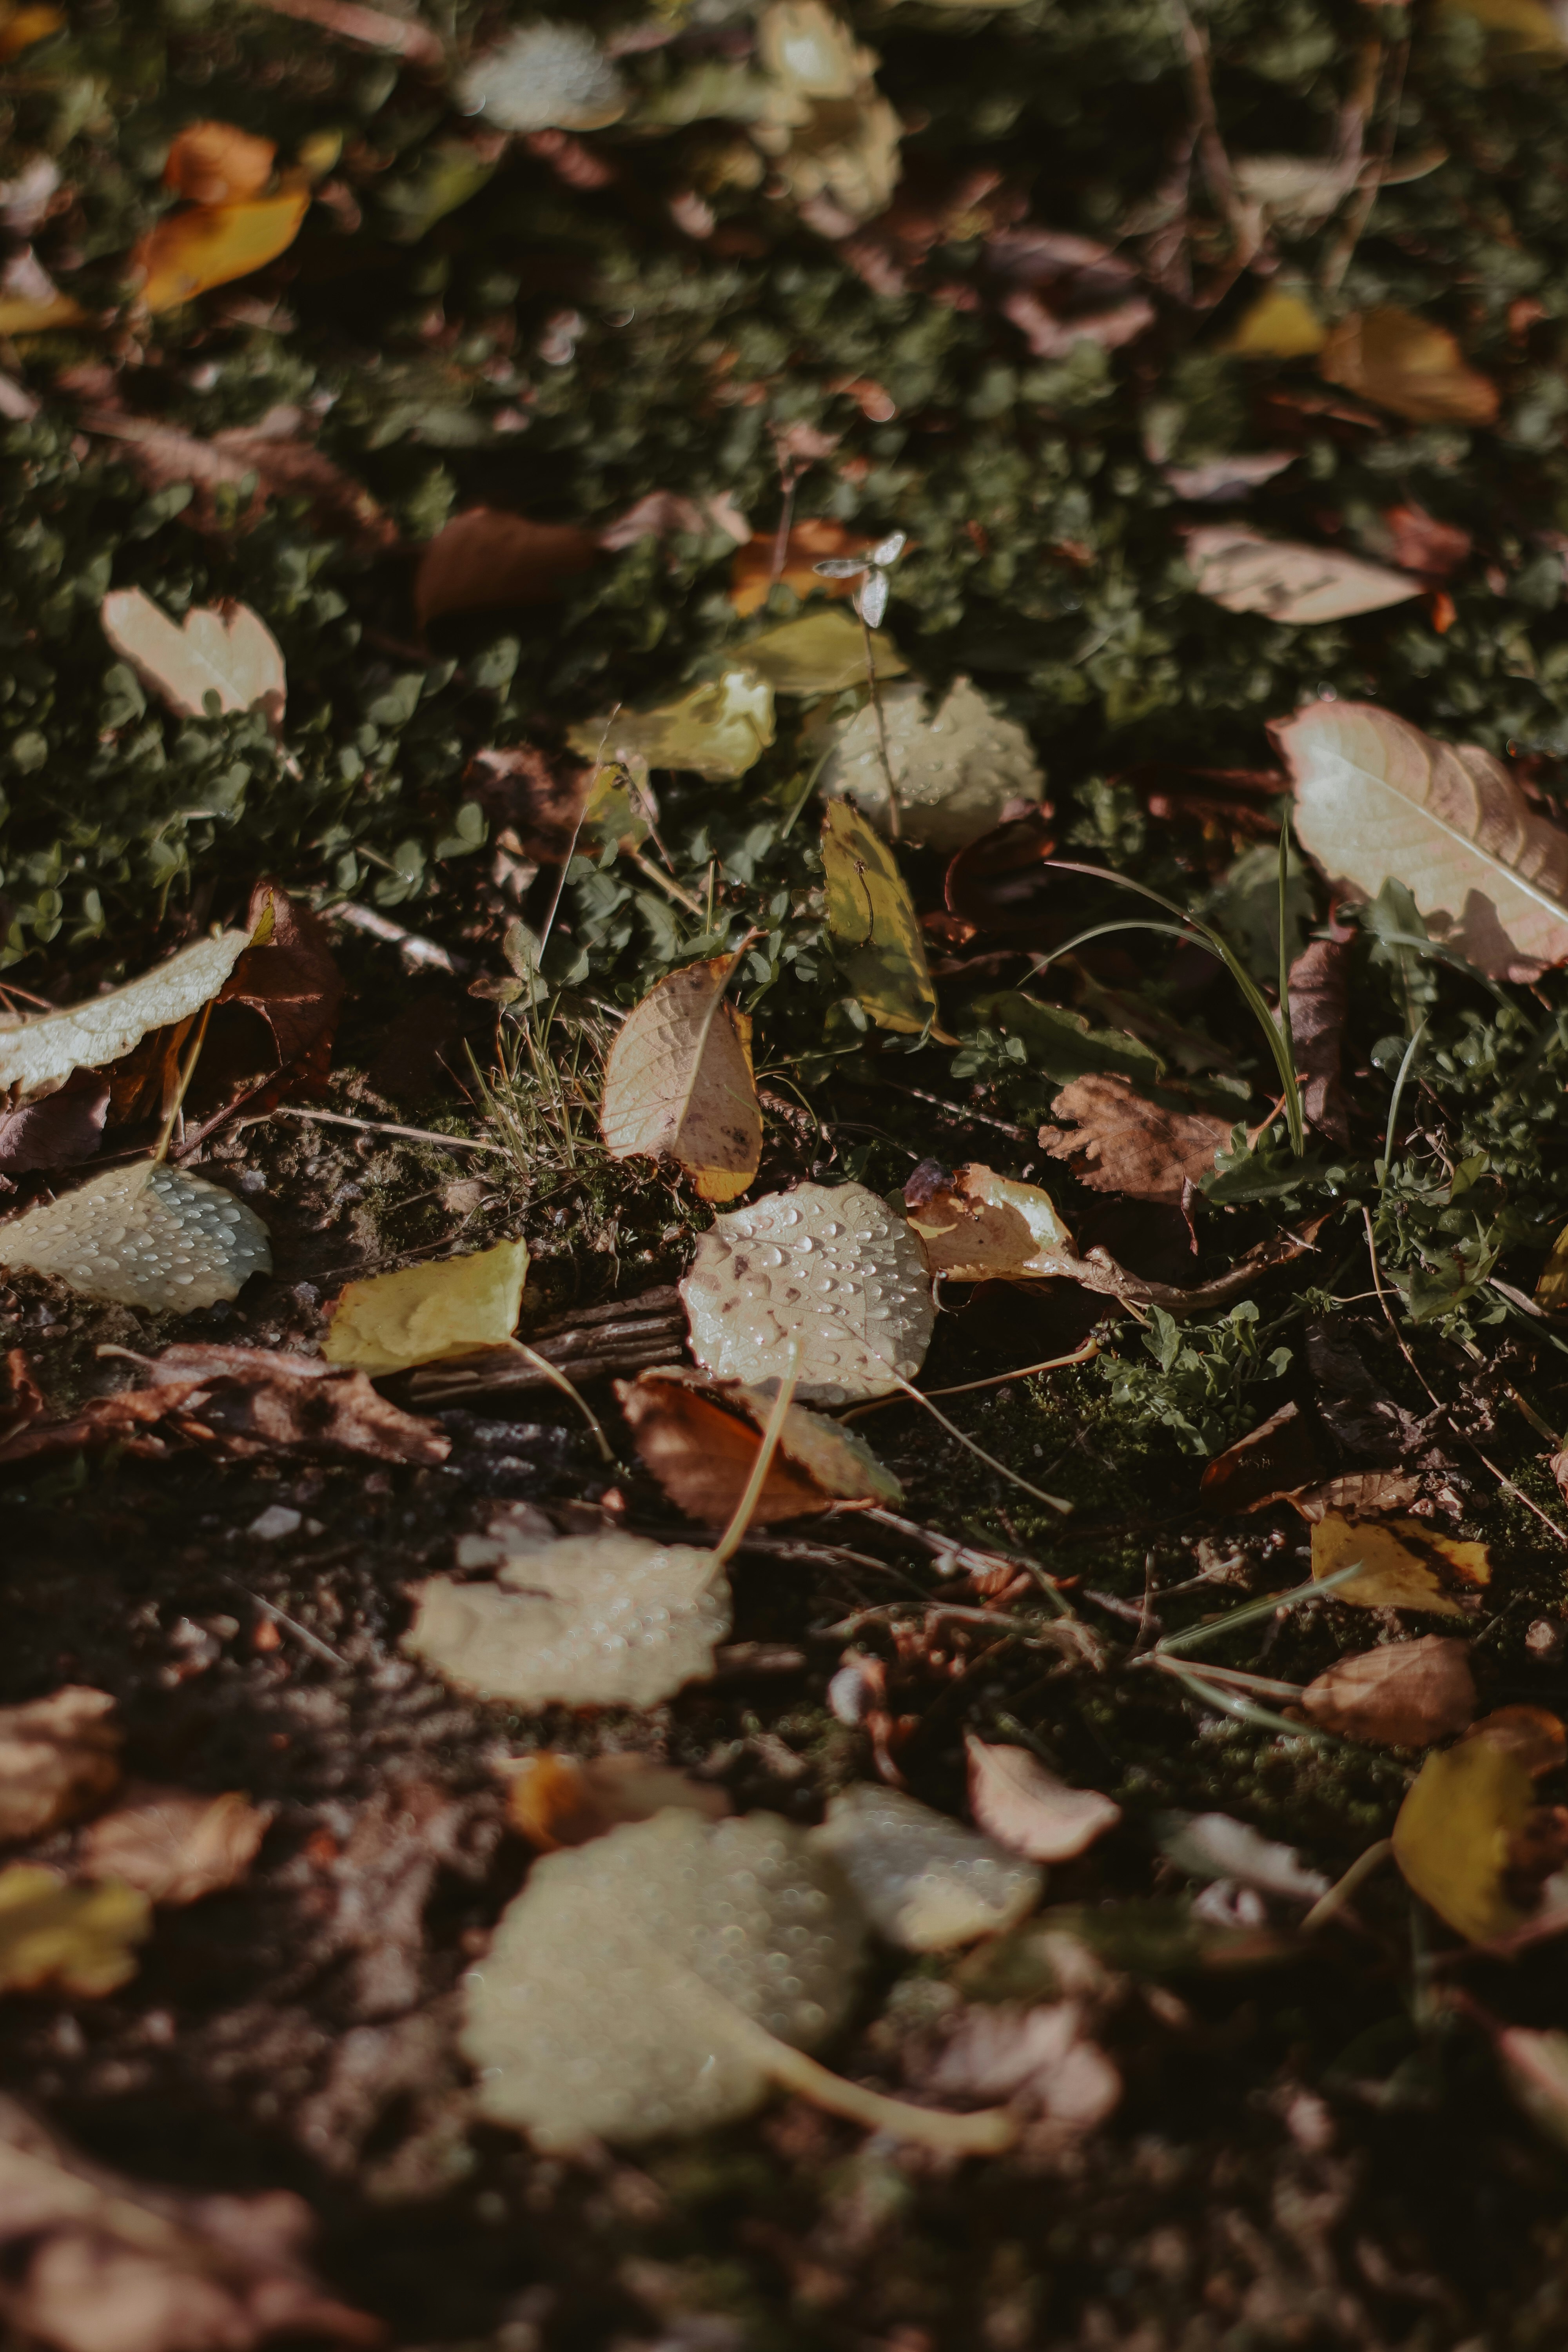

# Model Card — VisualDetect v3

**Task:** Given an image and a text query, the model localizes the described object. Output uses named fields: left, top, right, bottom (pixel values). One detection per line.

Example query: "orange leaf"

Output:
left=0, top=289, right=85, bottom=335
left=164, top=121, right=278, bottom=204
left=0, top=6, right=62, bottom=60
left=414, top=506, right=599, bottom=625
left=505, top=1752, right=731, bottom=1851
left=730, top=519, right=873, bottom=617
left=1319, top=307, right=1499, bottom=428
left=132, top=191, right=309, bottom=313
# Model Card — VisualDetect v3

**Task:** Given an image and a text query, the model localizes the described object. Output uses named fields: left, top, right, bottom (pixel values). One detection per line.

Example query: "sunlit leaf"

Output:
left=1301, top=1635, right=1476, bottom=1747
left=618, top=1365, right=901, bottom=1522
left=1309, top=1510, right=1486, bottom=1617
left=1220, top=285, right=1328, bottom=357
left=100, top=588, right=287, bottom=732
left=0, top=1162, right=272, bottom=1311
left=1318, top=306, right=1499, bottom=426
left=820, top=799, right=944, bottom=1035
left=903, top=1160, right=1076, bottom=1280
left=0, top=929, right=249, bottom=1103
left=808, top=1784, right=1042, bottom=1950
left=163, top=121, right=277, bottom=205
left=741, top=610, right=906, bottom=695
left=600, top=957, right=761, bottom=1201
left=323, top=1237, right=529, bottom=1374
left=132, top=191, right=309, bottom=313
left=1392, top=1735, right=1534, bottom=1940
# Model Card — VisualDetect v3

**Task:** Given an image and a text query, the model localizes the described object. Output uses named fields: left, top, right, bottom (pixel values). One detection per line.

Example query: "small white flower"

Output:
left=814, top=530, right=906, bottom=627
left=457, top=20, right=625, bottom=135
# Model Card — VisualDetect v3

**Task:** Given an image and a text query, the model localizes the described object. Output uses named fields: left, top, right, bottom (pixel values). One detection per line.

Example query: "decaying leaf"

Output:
left=0, top=1078, right=109, bottom=1174
left=1275, top=699, right=1568, bottom=982
left=599, top=958, right=761, bottom=1201
left=1301, top=1635, right=1476, bottom=1747
left=406, top=1529, right=732, bottom=1708
left=413, top=507, right=598, bottom=626
left=1310, top=1510, right=1488, bottom=1617
left=1039, top=1075, right=1232, bottom=1203
left=1392, top=1735, right=1534, bottom=1941
left=914, top=2001, right=1121, bottom=2139
left=132, top=191, right=309, bottom=314
left=100, top=589, right=286, bottom=732
left=504, top=1752, right=732, bottom=1851
left=0, top=931, right=249, bottom=1106
left=819, top=677, right=1045, bottom=852
left=163, top=121, right=276, bottom=205
left=903, top=1160, right=1076, bottom=1281
left=323, top=1237, right=529, bottom=1375
left=1163, top=450, right=1297, bottom=503
left=1156, top=1813, right=1329, bottom=1904
left=730, top=518, right=871, bottom=617
left=1495, top=2024, right=1568, bottom=2157
left=617, top=1365, right=901, bottom=1524
left=0, top=1162, right=272, bottom=1311
left=680, top=1181, right=935, bottom=1404
left=809, top=1784, right=1042, bottom=1949
left=1292, top=1471, right=1421, bottom=1522
left=0, top=1866, right=149, bottom=1996
left=0, top=1690, right=120, bottom=1845
left=1287, top=929, right=1354, bottom=1143
left=78, top=1786, right=269, bottom=1907
left=1185, top=526, right=1419, bottom=624
left=219, top=880, right=344, bottom=1072
left=570, top=670, right=777, bottom=782
left=1200, top=1401, right=1325, bottom=1514
left=821, top=799, right=944, bottom=1035
left=965, top=1735, right=1122, bottom=1864
left=751, top=0, right=903, bottom=226
left=1319, top=306, right=1500, bottom=427
left=741, top=610, right=906, bottom=695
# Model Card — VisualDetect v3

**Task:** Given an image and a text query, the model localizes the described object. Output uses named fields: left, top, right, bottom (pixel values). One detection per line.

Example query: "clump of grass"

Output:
left=466, top=984, right=614, bottom=1201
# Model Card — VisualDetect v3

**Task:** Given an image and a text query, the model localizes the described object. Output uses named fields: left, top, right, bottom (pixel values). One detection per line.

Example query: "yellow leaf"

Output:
left=741, top=610, right=907, bottom=695
left=163, top=120, right=278, bottom=205
left=132, top=191, right=310, bottom=313
left=0, top=289, right=85, bottom=335
left=904, top=1161, right=1076, bottom=1279
left=1538, top=1220, right=1568, bottom=1307
left=568, top=670, right=776, bottom=782
left=0, top=5, right=63, bottom=60
left=1440, top=0, right=1568, bottom=54
left=820, top=799, right=945, bottom=1036
left=1392, top=1738, right=1533, bottom=1941
left=1319, top=306, right=1499, bottom=427
left=600, top=957, right=762, bottom=1202
left=1310, top=1510, right=1485, bottom=1616
left=1220, top=285, right=1327, bottom=358
left=323, top=1237, right=530, bottom=1375
left=0, top=1864, right=150, bottom=1996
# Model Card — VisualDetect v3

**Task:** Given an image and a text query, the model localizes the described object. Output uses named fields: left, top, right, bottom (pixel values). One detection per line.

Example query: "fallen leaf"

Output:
left=1274, top=699, right=1568, bottom=982
left=163, top=121, right=276, bottom=204
left=680, top=1181, right=935, bottom=1404
left=1287, top=930, right=1353, bottom=1143
left=0, top=1077, right=110, bottom=1174
left=751, top=1, right=902, bottom=226
left=132, top=191, right=309, bottom=313
left=0, top=1162, right=272, bottom=1312
left=0, top=6, right=63, bottom=60
left=504, top=1752, right=732, bottom=1850
left=1392, top=1735, right=1534, bottom=1940
left=821, top=799, right=945, bottom=1035
left=100, top=589, right=286, bottom=732
left=79, top=1785, right=269, bottom=1906
left=1310, top=1510, right=1487, bottom=1616
left=600, top=957, right=762, bottom=1201
left=1292, top=1470, right=1421, bottom=1522
left=600, top=490, right=750, bottom=553
left=1441, top=0, right=1568, bottom=52
left=1163, top=450, right=1296, bottom=502
left=1373, top=503, right=1473, bottom=580
left=0, top=931, right=250, bottom=1105
left=965, top=1735, right=1122, bottom=1863
left=1039, top=1075, right=1232, bottom=1203
left=914, top=2001, right=1120, bottom=2135
left=741, top=609, right=907, bottom=695
left=1301, top=1635, right=1476, bottom=1747
left=1185, top=525, right=1419, bottom=623
left=322, top=1237, right=529, bottom=1375
left=1220, top=285, right=1328, bottom=358
left=819, top=676, right=1045, bottom=852
left=1470, top=1704, right=1568, bottom=1777
left=0, top=1866, right=149, bottom=1996
left=730, top=518, right=871, bottom=617
left=1319, top=306, right=1500, bottom=426
left=217, top=881, right=344, bottom=1072
left=463, top=743, right=588, bottom=861
left=0, top=1690, right=120, bottom=1844
left=85, top=403, right=397, bottom=553
left=1495, top=2024, right=1568, bottom=2156
left=413, top=507, right=598, bottom=626
left=617, top=1365, right=902, bottom=1523
left=1200, top=1400, right=1325, bottom=1513
left=456, top=19, right=626, bottom=131
left=808, top=1784, right=1042, bottom=1950
left=902, top=1160, right=1076, bottom=1281
left=570, top=669, right=777, bottom=782
left=406, top=1529, right=732, bottom=1708
left=1537, top=1219, right=1568, bottom=1307
left=1156, top=1812, right=1329, bottom=1903
left=138, top=1343, right=450, bottom=1463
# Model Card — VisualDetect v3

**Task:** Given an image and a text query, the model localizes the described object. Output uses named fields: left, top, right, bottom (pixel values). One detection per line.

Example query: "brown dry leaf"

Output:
left=0, top=1076, right=110, bottom=1174
left=902, top=1160, right=1076, bottom=1280
left=0, top=929, right=250, bottom=1104
left=965, top=1735, right=1122, bottom=1864
left=132, top=191, right=309, bottom=313
left=730, top=519, right=871, bottom=617
left=79, top=1785, right=270, bottom=1906
left=414, top=507, right=598, bottom=626
left=0, top=1161, right=272, bottom=1313
left=100, top=589, right=286, bottom=733
left=1287, top=930, right=1354, bottom=1143
left=1470, top=1704, right=1568, bottom=1778
left=163, top=121, right=276, bottom=204
left=140, top=1343, right=449, bottom=1465
left=1374, top=503, right=1473, bottom=581
left=84, top=404, right=398, bottom=554
left=1292, top=1470, right=1421, bottom=1522
left=505, top=1752, right=732, bottom=1851
left=1274, top=699, right=1568, bottom=982
left=808, top=1784, right=1042, bottom=1950
left=1200, top=1400, right=1325, bottom=1514
left=1185, top=526, right=1419, bottom=624
left=217, top=880, right=344, bottom=1073
left=1392, top=1735, right=1534, bottom=1941
left=617, top=1365, right=901, bottom=1524
left=0, top=1690, right=120, bottom=1844
left=0, top=1866, right=149, bottom=1996
left=1319, top=306, right=1500, bottom=427
left=464, top=744, right=588, bottom=861
left=1301, top=1635, right=1476, bottom=1747
left=0, top=2092, right=382, bottom=2352
left=600, top=958, right=761, bottom=1202
left=914, top=2001, right=1121, bottom=2138
left=323, top=1238, right=530, bottom=1375
left=1309, top=1510, right=1488, bottom=1617
left=1038, top=1075, right=1232, bottom=1204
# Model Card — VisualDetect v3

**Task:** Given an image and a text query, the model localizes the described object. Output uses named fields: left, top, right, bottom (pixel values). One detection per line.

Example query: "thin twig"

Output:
left=1302, top=1838, right=1394, bottom=1933
left=1320, top=26, right=1409, bottom=301
left=271, top=1105, right=511, bottom=1155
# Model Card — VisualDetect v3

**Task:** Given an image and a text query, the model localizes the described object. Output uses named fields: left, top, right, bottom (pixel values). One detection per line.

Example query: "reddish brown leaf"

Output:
left=1376, top=503, right=1472, bottom=581
left=84, top=404, right=398, bottom=553
left=1038, top=1075, right=1232, bottom=1203
left=965, top=1735, right=1121, bottom=1862
left=943, top=809, right=1059, bottom=940
left=414, top=508, right=598, bottom=626
left=218, top=882, right=344, bottom=1071
left=79, top=1784, right=271, bottom=1906
left=464, top=744, right=589, bottom=862
left=142, top=1343, right=451, bottom=1464
left=0, top=1076, right=109, bottom=1174
left=1291, top=1471, right=1421, bottom=1523
left=163, top=122, right=276, bottom=205
left=1301, top=1636, right=1475, bottom=1748
left=729, top=519, right=871, bottom=619
left=0, top=1689, right=120, bottom=1844
left=617, top=1366, right=899, bottom=1523
left=1200, top=1400, right=1324, bottom=1514
left=1287, top=931, right=1353, bottom=1145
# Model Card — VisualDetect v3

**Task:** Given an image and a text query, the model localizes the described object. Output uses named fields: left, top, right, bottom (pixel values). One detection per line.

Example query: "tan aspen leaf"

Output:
left=504, top=1752, right=732, bottom=1851
left=163, top=121, right=276, bottom=204
left=1038, top=1074, right=1232, bottom=1204
left=0, top=1690, right=120, bottom=1844
left=902, top=1160, right=1075, bottom=1281
left=569, top=670, right=777, bottom=782
left=1301, top=1636, right=1476, bottom=1747
left=1537, top=1220, right=1568, bottom=1307
left=740, top=610, right=907, bottom=695
left=323, top=1238, right=529, bottom=1375
left=0, top=930, right=249, bottom=1104
left=1220, top=285, right=1328, bottom=357
left=599, top=958, right=762, bottom=1202
left=1392, top=1736, right=1534, bottom=1942
left=1273, top=699, right=1568, bottom=982
left=617, top=1365, right=901, bottom=1524
left=78, top=1786, right=270, bottom=1907
left=819, top=677, right=1045, bottom=852
left=808, top=1784, right=1043, bottom=1951
left=414, top=506, right=599, bottom=626
left=1318, top=307, right=1500, bottom=426
left=0, top=1866, right=150, bottom=1997
left=1185, top=526, right=1419, bottom=624
left=965, top=1735, right=1122, bottom=1864
left=0, top=1162, right=272, bottom=1311
left=1309, top=1510, right=1486, bottom=1617
left=100, top=589, right=286, bottom=732
left=730, top=518, right=871, bottom=617
left=132, top=191, right=309, bottom=313
left=821, top=799, right=945, bottom=1036
left=680, top=1181, right=934, bottom=1404
left=1156, top=1811, right=1329, bottom=1902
